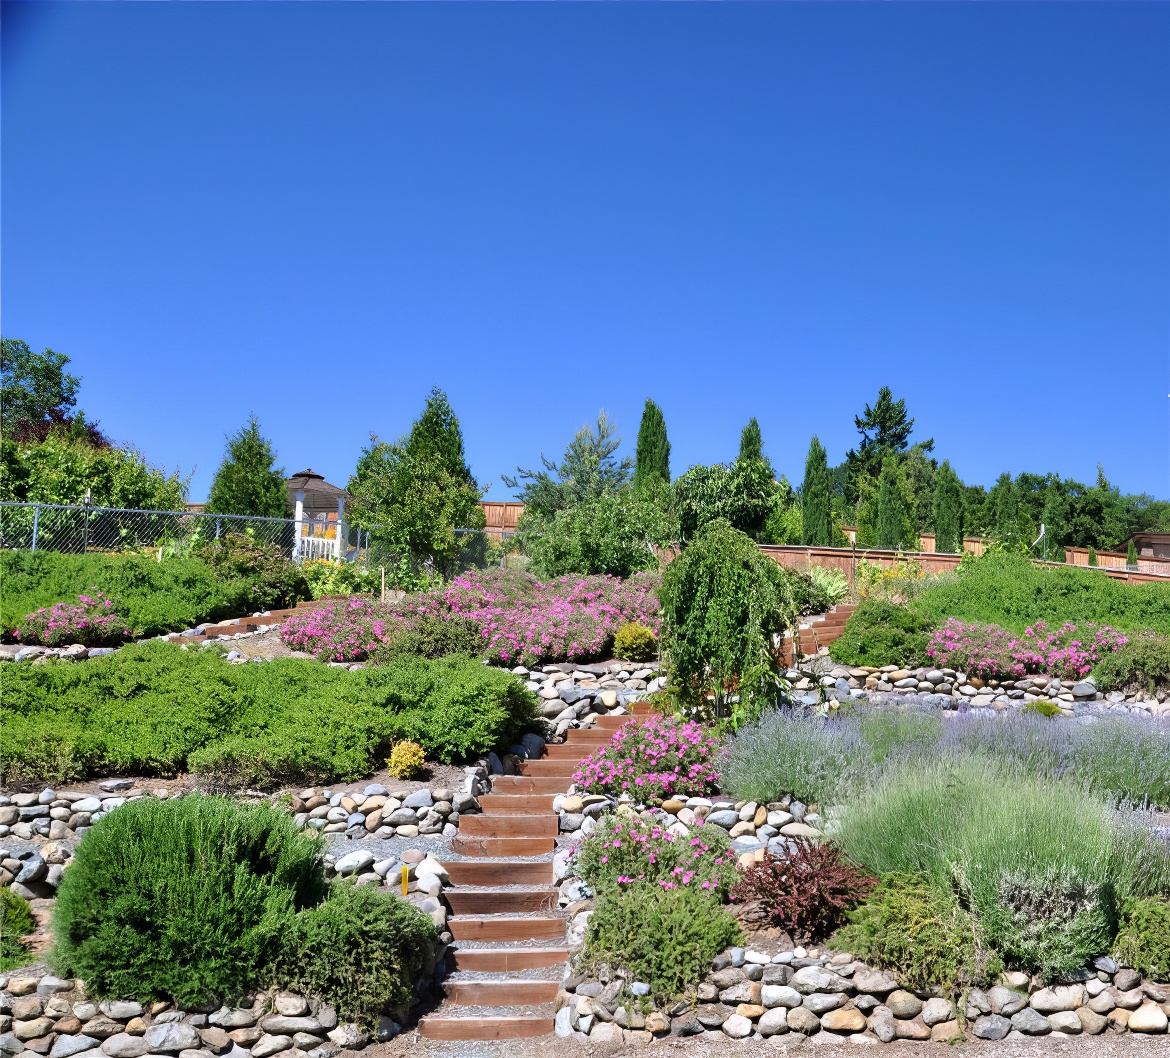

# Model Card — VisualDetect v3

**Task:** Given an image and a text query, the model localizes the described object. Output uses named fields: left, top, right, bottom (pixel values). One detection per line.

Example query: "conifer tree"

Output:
left=932, top=460, right=963, bottom=553
left=633, top=399, right=670, bottom=491
left=989, top=472, right=1020, bottom=546
left=1088, top=546, right=1098, bottom=566
left=407, top=387, right=475, bottom=483
left=1127, top=540, right=1138, bottom=567
left=738, top=418, right=763, bottom=463
left=206, top=416, right=289, bottom=517
left=876, top=457, right=906, bottom=550
left=801, top=436, right=833, bottom=546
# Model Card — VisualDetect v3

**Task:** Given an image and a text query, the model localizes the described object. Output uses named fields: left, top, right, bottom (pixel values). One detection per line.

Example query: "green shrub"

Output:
left=0, top=548, right=308, bottom=639
left=660, top=519, right=803, bottom=722
left=1093, top=632, right=1170, bottom=692
left=1, top=887, right=36, bottom=972
left=192, top=534, right=308, bottom=611
left=613, top=622, right=658, bottom=662
left=369, top=614, right=483, bottom=663
left=1113, top=898, right=1170, bottom=980
left=830, top=600, right=934, bottom=668
left=1022, top=699, right=1062, bottom=718
left=581, top=883, right=742, bottom=998
left=809, top=566, right=850, bottom=607
left=858, top=707, right=941, bottom=764
left=51, top=795, right=327, bottom=1004
left=833, top=874, right=1001, bottom=993
left=2, top=642, right=538, bottom=786
left=301, top=560, right=383, bottom=599
left=275, top=882, right=437, bottom=1028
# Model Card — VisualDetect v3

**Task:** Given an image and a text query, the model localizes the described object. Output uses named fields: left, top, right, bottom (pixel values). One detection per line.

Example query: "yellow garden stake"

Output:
left=401, top=863, right=409, bottom=896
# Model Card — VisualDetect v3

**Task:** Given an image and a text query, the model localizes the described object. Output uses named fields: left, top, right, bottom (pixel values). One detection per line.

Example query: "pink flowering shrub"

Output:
left=281, top=596, right=401, bottom=662
left=572, top=715, right=722, bottom=801
left=927, top=618, right=1128, bottom=680
left=574, top=814, right=739, bottom=896
left=17, top=589, right=131, bottom=647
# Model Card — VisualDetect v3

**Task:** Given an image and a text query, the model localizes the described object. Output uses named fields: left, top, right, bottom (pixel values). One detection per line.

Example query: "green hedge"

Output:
left=50, top=795, right=436, bottom=1021
left=1, top=641, right=539, bottom=786
left=0, top=549, right=308, bottom=639
left=830, top=600, right=934, bottom=668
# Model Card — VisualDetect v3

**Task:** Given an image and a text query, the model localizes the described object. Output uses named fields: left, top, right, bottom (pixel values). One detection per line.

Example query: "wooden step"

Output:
left=561, top=728, right=614, bottom=742
left=448, top=945, right=568, bottom=972
left=418, top=1016, right=553, bottom=1041
left=445, top=886, right=559, bottom=915
left=591, top=715, right=633, bottom=730
left=541, top=744, right=600, bottom=760
left=459, top=814, right=558, bottom=838
left=489, top=775, right=574, bottom=794
left=446, top=979, right=560, bottom=1005
left=450, top=835, right=556, bottom=857
left=449, top=915, right=565, bottom=942
left=441, top=860, right=554, bottom=886
left=518, top=760, right=580, bottom=777
left=478, top=794, right=557, bottom=815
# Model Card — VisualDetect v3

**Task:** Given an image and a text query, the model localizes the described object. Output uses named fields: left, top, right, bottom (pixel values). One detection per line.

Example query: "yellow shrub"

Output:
left=614, top=622, right=658, bottom=663
left=387, top=741, right=426, bottom=780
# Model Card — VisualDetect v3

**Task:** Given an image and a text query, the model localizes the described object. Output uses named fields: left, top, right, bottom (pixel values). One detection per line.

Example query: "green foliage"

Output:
left=1127, top=540, right=1139, bottom=567
left=633, top=399, right=671, bottom=492
left=932, top=460, right=963, bottom=553
left=738, top=417, right=773, bottom=475
left=672, top=459, right=780, bottom=543
left=1088, top=545, right=1098, bottom=566
left=521, top=490, right=677, bottom=578
left=347, top=389, right=485, bottom=575
left=1, top=642, right=538, bottom=786
left=834, top=874, right=1000, bottom=994
left=0, top=432, right=187, bottom=509
left=1, top=887, right=36, bottom=972
left=830, top=600, right=934, bottom=667
left=875, top=457, right=913, bottom=550
left=1022, top=698, right=1062, bottom=718
left=0, top=548, right=307, bottom=639
left=1, top=338, right=80, bottom=434
left=660, top=519, right=801, bottom=720
left=1113, top=898, right=1170, bottom=980
left=581, top=883, right=742, bottom=999
left=369, top=614, right=483, bottom=663
left=809, top=565, right=849, bottom=606
left=51, top=795, right=327, bottom=1004
left=275, top=881, right=437, bottom=1027
left=1093, top=632, right=1170, bottom=692
left=503, top=411, right=632, bottom=521
left=801, top=436, right=833, bottom=546
left=858, top=708, right=941, bottom=764
left=301, top=560, right=383, bottom=599
left=613, top=621, right=658, bottom=662
left=205, top=417, right=289, bottom=518
left=915, top=551, right=1170, bottom=634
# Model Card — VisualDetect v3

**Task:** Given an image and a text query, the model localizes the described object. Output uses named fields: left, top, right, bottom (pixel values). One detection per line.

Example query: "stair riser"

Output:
left=441, top=860, right=554, bottom=886
left=448, top=947, right=568, bottom=972
left=518, top=761, right=580, bottom=777
left=446, top=890, right=559, bottom=914
left=489, top=776, right=575, bottom=794
left=449, top=917, right=566, bottom=942
left=459, top=815, right=558, bottom=838
left=445, top=981, right=559, bottom=1005
left=450, top=836, right=556, bottom=857
left=541, top=745, right=601, bottom=760
left=418, top=1017, right=554, bottom=1041
left=477, top=795, right=558, bottom=815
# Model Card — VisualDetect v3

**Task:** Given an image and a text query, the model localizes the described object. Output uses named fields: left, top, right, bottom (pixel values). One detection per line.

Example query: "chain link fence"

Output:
left=0, top=502, right=371, bottom=562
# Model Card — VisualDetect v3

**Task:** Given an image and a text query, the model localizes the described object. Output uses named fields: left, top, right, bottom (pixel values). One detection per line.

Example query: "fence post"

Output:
left=31, top=505, right=40, bottom=552
left=215, top=518, right=221, bottom=541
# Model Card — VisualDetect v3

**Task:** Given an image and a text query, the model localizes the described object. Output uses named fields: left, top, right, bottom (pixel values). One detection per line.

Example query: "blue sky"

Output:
left=3, top=2, right=1168, bottom=502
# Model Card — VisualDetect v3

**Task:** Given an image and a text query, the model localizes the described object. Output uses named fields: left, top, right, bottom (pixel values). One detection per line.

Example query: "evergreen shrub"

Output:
left=1093, top=632, right=1170, bottom=693
left=1112, top=898, right=1170, bottom=980
left=830, top=600, right=934, bottom=668
left=613, top=621, right=657, bottom=662
left=1, top=888, right=35, bottom=972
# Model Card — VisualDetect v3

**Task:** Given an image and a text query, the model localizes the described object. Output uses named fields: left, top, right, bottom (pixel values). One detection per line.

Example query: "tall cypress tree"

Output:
left=206, top=416, right=290, bottom=517
left=989, top=472, right=1020, bottom=546
left=633, top=399, right=671, bottom=491
left=407, top=387, right=476, bottom=484
left=801, top=436, right=833, bottom=546
left=1127, top=540, right=1138, bottom=567
left=738, top=418, right=764, bottom=463
left=876, top=457, right=906, bottom=550
left=932, top=460, right=963, bottom=553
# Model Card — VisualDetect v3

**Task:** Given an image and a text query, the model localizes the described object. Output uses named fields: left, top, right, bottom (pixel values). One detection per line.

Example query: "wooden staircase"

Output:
left=418, top=710, right=639, bottom=1041
left=780, top=603, right=857, bottom=663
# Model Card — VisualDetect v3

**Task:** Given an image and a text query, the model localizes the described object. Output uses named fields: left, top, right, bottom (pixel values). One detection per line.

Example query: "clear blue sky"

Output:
left=3, top=2, right=1168, bottom=503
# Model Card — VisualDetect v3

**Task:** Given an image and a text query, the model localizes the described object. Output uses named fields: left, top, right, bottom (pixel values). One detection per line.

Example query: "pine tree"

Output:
left=1127, top=540, right=1138, bottom=567
left=738, top=418, right=763, bottom=462
left=633, top=399, right=670, bottom=491
left=989, top=472, right=1020, bottom=546
left=876, top=457, right=906, bottom=550
left=801, top=436, right=833, bottom=546
left=406, top=387, right=475, bottom=484
left=1088, top=546, right=1098, bottom=566
left=932, top=460, right=963, bottom=553
left=205, top=416, right=289, bottom=518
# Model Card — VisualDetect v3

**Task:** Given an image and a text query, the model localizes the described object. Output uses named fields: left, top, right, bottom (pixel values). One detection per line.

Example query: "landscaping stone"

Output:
left=1128, top=1002, right=1169, bottom=1033
left=884, top=991, right=922, bottom=1020
left=971, top=1015, right=1011, bottom=1040
left=1011, top=1007, right=1052, bottom=1035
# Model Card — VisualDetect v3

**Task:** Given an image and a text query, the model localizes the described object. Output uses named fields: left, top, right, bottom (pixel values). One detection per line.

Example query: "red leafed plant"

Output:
left=730, top=839, right=876, bottom=941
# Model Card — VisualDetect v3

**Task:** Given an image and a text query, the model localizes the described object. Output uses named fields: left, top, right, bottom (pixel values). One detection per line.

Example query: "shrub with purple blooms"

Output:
left=927, top=618, right=1127, bottom=680
left=572, top=715, right=721, bottom=801
left=280, top=596, right=399, bottom=662
left=17, top=590, right=131, bottom=648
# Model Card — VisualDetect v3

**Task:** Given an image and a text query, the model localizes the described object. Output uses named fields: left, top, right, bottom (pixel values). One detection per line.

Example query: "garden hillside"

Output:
left=0, top=641, right=538, bottom=787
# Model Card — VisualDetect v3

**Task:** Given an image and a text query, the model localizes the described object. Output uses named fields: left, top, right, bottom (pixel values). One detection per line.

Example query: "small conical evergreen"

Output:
left=801, top=436, right=833, bottom=546
left=1127, top=540, right=1138, bottom=567
left=407, top=387, right=475, bottom=484
left=206, top=416, right=289, bottom=517
left=738, top=418, right=764, bottom=463
left=932, top=460, right=963, bottom=553
left=1088, top=546, right=1098, bottom=566
left=633, top=399, right=671, bottom=490
left=875, top=457, right=906, bottom=550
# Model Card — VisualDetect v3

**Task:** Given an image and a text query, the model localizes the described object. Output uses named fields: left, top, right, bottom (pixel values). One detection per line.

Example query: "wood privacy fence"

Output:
left=1063, top=545, right=1170, bottom=578
left=758, top=544, right=1170, bottom=587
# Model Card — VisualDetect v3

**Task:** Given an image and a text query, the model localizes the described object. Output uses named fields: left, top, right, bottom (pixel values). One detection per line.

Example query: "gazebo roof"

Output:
left=287, top=468, right=349, bottom=509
